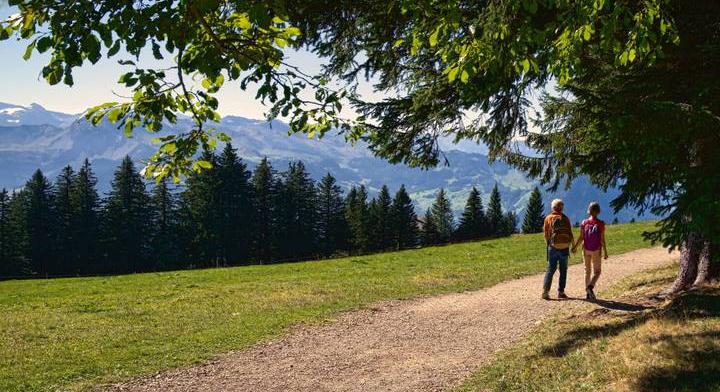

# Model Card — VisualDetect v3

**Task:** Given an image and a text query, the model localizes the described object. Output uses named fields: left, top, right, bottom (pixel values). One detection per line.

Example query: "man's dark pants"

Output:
left=543, top=247, right=569, bottom=292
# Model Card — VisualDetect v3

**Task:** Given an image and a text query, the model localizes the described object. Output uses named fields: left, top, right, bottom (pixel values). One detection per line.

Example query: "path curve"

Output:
left=110, top=247, right=676, bottom=392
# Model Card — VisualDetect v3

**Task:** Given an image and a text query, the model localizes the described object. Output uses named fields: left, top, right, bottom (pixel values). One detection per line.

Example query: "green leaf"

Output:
left=460, top=69, right=470, bottom=84
left=196, top=160, right=213, bottom=169
left=22, top=40, right=36, bottom=60
left=521, top=59, right=530, bottom=73
left=628, top=48, right=636, bottom=62
left=447, top=66, right=460, bottom=82
left=429, top=27, right=440, bottom=47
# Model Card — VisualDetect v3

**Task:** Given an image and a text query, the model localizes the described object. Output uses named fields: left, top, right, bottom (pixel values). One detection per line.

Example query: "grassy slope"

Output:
left=0, top=222, right=655, bottom=391
left=459, top=264, right=720, bottom=392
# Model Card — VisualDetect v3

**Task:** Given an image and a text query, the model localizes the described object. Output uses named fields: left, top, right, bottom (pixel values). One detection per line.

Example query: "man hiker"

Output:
left=542, top=199, right=574, bottom=300
left=572, top=202, right=609, bottom=301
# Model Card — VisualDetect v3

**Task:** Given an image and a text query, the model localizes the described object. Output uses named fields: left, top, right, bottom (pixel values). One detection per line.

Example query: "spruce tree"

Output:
left=316, top=173, right=348, bottom=256
left=502, top=211, right=519, bottom=236
left=368, top=185, right=393, bottom=251
left=430, top=188, right=454, bottom=243
left=0, top=189, right=10, bottom=275
left=102, top=156, right=151, bottom=273
left=252, top=157, right=277, bottom=263
left=345, top=185, right=370, bottom=253
left=521, top=187, right=545, bottom=234
left=391, top=185, right=418, bottom=249
left=421, top=208, right=439, bottom=246
left=6, top=190, right=29, bottom=276
left=455, top=186, right=485, bottom=241
left=71, top=159, right=100, bottom=274
left=25, top=170, right=55, bottom=276
left=179, top=151, right=221, bottom=267
left=54, top=165, right=76, bottom=274
left=486, top=184, right=504, bottom=236
left=216, top=143, right=254, bottom=265
left=275, top=161, right=317, bottom=260
left=149, top=178, right=178, bottom=269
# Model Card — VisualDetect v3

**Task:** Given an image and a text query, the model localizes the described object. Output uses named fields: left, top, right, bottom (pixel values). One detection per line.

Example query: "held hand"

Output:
left=571, top=246, right=577, bottom=254
left=604, top=253, right=609, bottom=260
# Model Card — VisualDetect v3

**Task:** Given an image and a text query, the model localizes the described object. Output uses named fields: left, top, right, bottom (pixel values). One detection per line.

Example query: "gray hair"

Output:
left=551, top=199, right=564, bottom=212
left=588, top=201, right=601, bottom=214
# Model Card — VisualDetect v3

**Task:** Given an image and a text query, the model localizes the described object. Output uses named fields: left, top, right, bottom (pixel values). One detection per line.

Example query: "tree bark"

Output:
left=670, top=232, right=702, bottom=293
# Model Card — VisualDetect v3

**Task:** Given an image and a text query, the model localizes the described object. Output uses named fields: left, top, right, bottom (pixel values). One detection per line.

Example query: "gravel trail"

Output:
left=109, top=247, right=676, bottom=392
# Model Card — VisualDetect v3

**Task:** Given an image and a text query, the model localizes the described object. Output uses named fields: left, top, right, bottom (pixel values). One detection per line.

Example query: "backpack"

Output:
left=549, top=214, right=572, bottom=249
left=582, top=218, right=603, bottom=251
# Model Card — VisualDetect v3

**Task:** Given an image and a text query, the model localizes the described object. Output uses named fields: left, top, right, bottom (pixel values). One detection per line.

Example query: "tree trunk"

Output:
left=670, top=232, right=702, bottom=293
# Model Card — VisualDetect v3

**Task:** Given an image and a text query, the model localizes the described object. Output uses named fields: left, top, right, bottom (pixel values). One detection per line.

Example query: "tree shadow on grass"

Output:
left=635, top=330, right=720, bottom=392
left=540, top=287, right=720, bottom=390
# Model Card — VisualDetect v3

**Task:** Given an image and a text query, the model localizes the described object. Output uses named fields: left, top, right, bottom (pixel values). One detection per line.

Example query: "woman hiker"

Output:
left=572, top=202, right=609, bottom=301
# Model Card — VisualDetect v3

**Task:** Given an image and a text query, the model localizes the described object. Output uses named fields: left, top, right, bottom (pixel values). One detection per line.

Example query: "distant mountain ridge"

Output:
left=0, top=101, right=642, bottom=223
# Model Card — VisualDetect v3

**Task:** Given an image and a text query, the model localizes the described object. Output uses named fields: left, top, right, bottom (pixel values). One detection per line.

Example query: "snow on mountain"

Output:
left=0, top=102, right=643, bottom=223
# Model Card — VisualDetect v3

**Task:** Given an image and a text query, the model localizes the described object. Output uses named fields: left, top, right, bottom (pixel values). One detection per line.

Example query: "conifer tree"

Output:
left=345, top=185, right=370, bottom=253
left=25, top=170, right=55, bottom=276
left=179, top=151, right=221, bottom=267
left=455, top=186, right=485, bottom=241
left=391, top=185, right=418, bottom=249
left=275, top=161, right=317, bottom=260
left=71, top=159, right=100, bottom=274
left=368, top=185, right=393, bottom=251
left=421, top=208, right=439, bottom=246
left=252, top=157, right=277, bottom=263
left=316, top=173, right=348, bottom=256
left=486, top=184, right=504, bottom=236
left=430, top=188, right=454, bottom=243
left=149, top=178, right=178, bottom=269
left=102, top=156, right=151, bottom=273
left=216, top=143, right=254, bottom=265
left=0, top=189, right=11, bottom=275
left=502, top=211, right=519, bottom=236
left=54, top=165, right=76, bottom=274
left=6, top=190, right=29, bottom=276
left=522, top=187, right=545, bottom=234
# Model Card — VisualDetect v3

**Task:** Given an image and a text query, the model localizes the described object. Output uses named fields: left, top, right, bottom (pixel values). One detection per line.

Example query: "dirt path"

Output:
left=110, top=247, right=676, bottom=392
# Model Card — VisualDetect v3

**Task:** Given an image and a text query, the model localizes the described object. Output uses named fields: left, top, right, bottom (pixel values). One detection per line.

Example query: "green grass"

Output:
left=0, top=222, right=655, bottom=391
left=458, top=263, right=720, bottom=392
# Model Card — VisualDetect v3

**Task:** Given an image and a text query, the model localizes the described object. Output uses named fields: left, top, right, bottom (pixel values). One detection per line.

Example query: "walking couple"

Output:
left=542, top=199, right=609, bottom=301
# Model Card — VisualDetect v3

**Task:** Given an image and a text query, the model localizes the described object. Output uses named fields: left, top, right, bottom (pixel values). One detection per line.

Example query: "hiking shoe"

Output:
left=542, top=291, right=550, bottom=300
left=586, top=287, right=597, bottom=301
left=557, top=291, right=569, bottom=299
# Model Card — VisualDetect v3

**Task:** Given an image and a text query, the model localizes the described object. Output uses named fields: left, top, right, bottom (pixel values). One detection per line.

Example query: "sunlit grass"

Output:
left=0, top=222, right=656, bottom=391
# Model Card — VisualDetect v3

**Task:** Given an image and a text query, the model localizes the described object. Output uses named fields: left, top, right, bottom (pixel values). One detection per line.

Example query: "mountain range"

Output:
left=0, top=101, right=642, bottom=224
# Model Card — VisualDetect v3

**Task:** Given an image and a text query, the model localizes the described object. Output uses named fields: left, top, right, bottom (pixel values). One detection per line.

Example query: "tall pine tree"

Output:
left=6, top=190, right=30, bottom=276
left=368, top=185, right=393, bottom=251
left=25, top=170, right=55, bottom=276
left=54, top=165, right=76, bottom=274
left=486, top=184, right=504, bottom=237
left=275, top=161, right=317, bottom=260
left=149, top=178, right=178, bottom=269
left=421, top=208, right=439, bottom=246
left=102, top=156, right=151, bottom=273
left=0, top=189, right=11, bottom=276
left=179, top=151, right=221, bottom=267
left=345, top=185, right=370, bottom=253
left=391, top=185, right=418, bottom=249
left=71, top=159, right=100, bottom=274
left=455, top=186, right=485, bottom=241
left=316, top=173, right=348, bottom=256
left=522, top=187, right=545, bottom=234
left=430, top=188, right=454, bottom=243
left=216, top=143, right=254, bottom=265
left=252, top=157, right=277, bottom=264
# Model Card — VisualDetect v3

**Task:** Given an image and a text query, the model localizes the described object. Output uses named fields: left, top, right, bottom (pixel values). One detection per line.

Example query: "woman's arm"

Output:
left=601, top=230, right=608, bottom=259
left=572, top=226, right=584, bottom=252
